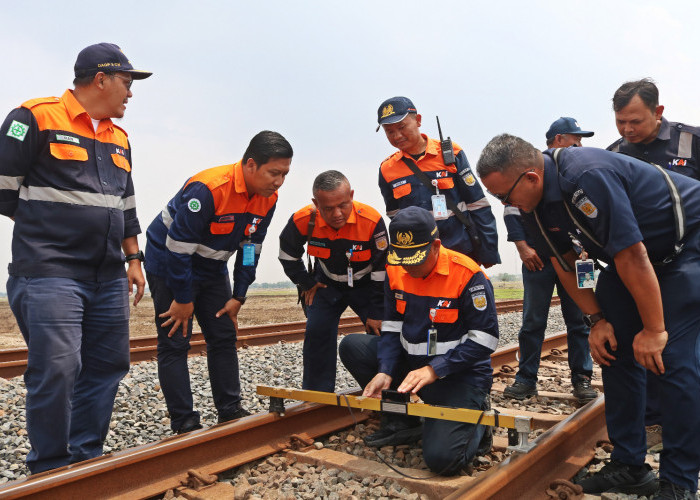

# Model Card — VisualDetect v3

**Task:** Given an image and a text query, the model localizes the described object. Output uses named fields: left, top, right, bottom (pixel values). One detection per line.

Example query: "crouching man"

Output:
left=338, top=206, right=498, bottom=474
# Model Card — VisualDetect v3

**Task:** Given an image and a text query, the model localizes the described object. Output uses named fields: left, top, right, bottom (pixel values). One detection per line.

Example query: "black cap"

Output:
left=74, top=43, right=152, bottom=80
left=387, top=207, right=438, bottom=266
left=545, top=117, right=594, bottom=141
left=376, top=96, right=417, bottom=132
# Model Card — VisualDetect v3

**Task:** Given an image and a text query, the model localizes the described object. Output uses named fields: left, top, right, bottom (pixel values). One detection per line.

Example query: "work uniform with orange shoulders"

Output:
left=279, top=200, right=387, bottom=391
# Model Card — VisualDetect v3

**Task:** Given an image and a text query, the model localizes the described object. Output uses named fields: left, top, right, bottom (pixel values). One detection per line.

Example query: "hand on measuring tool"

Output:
left=588, top=319, right=617, bottom=366
left=633, top=328, right=668, bottom=375
left=397, top=366, right=438, bottom=394
left=363, top=373, right=392, bottom=398
left=216, top=298, right=243, bottom=332
left=365, top=318, right=382, bottom=335
left=301, top=282, right=327, bottom=306
left=160, top=300, right=194, bottom=337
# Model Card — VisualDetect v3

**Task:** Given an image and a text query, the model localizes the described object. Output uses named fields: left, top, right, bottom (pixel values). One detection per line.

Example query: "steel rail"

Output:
left=0, top=332, right=575, bottom=499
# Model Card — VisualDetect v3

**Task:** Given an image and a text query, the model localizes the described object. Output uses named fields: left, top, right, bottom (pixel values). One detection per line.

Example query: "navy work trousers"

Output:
left=302, top=284, right=374, bottom=392
left=596, top=230, right=700, bottom=493
left=147, top=273, right=242, bottom=432
left=515, top=260, right=592, bottom=386
left=339, top=334, right=489, bottom=474
left=7, top=276, right=130, bottom=474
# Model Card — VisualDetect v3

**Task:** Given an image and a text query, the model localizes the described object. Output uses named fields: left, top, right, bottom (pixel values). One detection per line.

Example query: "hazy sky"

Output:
left=2, top=1, right=700, bottom=288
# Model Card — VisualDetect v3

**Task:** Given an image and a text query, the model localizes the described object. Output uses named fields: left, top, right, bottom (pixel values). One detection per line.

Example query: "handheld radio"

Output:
left=436, top=116, right=456, bottom=165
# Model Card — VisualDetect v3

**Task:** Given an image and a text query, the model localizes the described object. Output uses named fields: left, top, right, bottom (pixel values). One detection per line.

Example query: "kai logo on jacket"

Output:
left=670, top=158, right=688, bottom=167
left=436, top=300, right=452, bottom=307
left=188, top=198, right=202, bottom=212
left=381, top=104, right=395, bottom=118
left=7, top=120, right=28, bottom=142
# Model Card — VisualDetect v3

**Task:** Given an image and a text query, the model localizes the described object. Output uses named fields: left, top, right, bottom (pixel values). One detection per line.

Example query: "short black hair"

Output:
left=242, top=131, right=293, bottom=168
left=73, top=74, right=96, bottom=87
left=612, top=78, right=659, bottom=112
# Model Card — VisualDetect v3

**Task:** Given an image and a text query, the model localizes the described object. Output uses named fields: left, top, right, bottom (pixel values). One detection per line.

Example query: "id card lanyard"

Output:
left=345, top=249, right=354, bottom=287
left=430, top=179, right=449, bottom=220
left=569, top=232, right=595, bottom=289
left=242, top=224, right=257, bottom=266
left=427, top=309, right=438, bottom=356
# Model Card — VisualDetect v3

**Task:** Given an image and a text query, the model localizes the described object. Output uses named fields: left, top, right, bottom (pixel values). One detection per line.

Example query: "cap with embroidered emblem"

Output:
left=387, top=206, right=438, bottom=266
left=74, top=43, right=152, bottom=80
left=376, top=96, right=417, bottom=132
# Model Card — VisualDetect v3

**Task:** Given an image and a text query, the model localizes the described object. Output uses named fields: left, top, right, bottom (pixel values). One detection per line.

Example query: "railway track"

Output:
left=0, top=331, right=610, bottom=499
left=0, top=298, right=559, bottom=380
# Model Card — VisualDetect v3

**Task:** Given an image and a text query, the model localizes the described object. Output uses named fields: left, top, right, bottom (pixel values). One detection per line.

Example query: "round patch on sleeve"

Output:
left=187, top=198, right=202, bottom=213
left=472, top=292, right=487, bottom=311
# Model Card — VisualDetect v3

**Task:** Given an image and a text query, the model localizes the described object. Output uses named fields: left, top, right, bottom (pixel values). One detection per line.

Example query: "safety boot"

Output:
left=652, top=479, right=695, bottom=499
left=576, top=459, right=658, bottom=496
left=572, top=375, right=597, bottom=402
left=218, top=406, right=252, bottom=424
left=503, top=381, right=537, bottom=400
left=176, top=415, right=203, bottom=434
left=363, top=415, right=422, bottom=447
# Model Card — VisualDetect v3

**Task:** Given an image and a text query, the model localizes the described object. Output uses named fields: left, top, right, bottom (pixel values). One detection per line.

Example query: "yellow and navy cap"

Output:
left=74, top=43, right=152, bottom=80
left=376, top=96, right=417, bottom=132
left=387, top=207, right=438, bottom=266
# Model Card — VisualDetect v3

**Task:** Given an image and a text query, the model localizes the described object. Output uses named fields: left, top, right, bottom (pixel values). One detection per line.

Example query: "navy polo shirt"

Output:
left=535, top=147, right=700, bottom=264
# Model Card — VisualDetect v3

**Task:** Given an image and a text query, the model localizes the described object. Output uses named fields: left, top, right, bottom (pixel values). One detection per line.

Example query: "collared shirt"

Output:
left=0, top=89, right=140, bottom=281
left=378, top=247, right=498, bottom=390
left=378, top=135, right=500, bottom=265
left=145, top=161, right=277, bottom=303
left=535, top=147, right=700, bottom=264
left=278, top=200, right=387, bottom=318
left=607, top=117, right=700, bottom=180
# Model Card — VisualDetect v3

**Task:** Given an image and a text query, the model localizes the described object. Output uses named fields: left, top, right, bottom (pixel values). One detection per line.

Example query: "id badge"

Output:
left=575, top=259, right=596, bottom=289
left=347, top=266, right=354, bottom=287
left=427, top=327, right=437, bottom=356
left=431, top=194, right=449, bottom=220
left=242, top=243, right=255, bottom=266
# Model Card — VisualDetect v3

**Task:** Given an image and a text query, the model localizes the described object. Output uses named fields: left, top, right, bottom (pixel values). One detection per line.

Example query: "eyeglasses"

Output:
left=491, top=169, right=534, bottom=204
left=110, top=73, right=133, bottom=90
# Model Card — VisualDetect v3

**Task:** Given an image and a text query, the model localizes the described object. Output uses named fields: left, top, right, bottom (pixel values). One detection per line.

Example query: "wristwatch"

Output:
left=125, top=250, right=145, bottom=262
left=233, top=296, right=247, bottom=305
left=583, top=312, right=605, bottom=328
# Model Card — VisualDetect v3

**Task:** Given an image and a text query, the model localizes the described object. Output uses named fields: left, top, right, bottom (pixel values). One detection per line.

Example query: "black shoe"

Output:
left=364, top=416, right=422, bottom=447
left=176, top=415, right=203, bottom=435
left=572, top=376, right=597, bottom=402
left=576, top=460, right=658, bottom=496
left=652, top=479, right=695, bottom=500
left=217, top=406, right=252, bottom=424
left=503, top=381, right=537, bottom=400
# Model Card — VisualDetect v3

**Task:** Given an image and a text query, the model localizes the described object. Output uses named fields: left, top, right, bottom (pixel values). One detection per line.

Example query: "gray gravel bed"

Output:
left=0, top=307, right=567, bottom=485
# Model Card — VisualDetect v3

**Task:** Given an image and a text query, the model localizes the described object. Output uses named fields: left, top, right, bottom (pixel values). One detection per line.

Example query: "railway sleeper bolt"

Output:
left=506, top=416, right=536, bottom=453
left=181, top=469, right=217, bottom=489
left=545, top=479, right=583, bottom=499
left=269, top=396, right=286, bottom=416
left=289, top=433, right=315, bottom=450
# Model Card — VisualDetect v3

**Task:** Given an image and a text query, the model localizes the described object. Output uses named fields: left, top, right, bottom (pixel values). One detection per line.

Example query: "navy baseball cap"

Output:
left=545, top=117, right=594, bottom=141
left=376, top=96, right=417, bottom=132
left=387, top=207, right=438, bottom=266
left=74, top=43, right=152, bottom=80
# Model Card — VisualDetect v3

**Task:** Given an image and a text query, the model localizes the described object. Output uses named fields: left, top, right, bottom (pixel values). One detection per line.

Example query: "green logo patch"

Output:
left=7, top=120, right=28, bottom=141
left=187, top=198, right=201, bottom=212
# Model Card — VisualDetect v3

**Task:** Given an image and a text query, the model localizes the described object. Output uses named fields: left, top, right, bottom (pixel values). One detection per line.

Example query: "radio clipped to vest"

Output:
left=436, top=116, right=456, bottom=166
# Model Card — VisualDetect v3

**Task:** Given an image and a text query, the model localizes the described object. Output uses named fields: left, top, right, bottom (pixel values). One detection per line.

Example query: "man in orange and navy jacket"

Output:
left=144, top=131, right=292, bottom=434
left=0, top=43, right=151, bottom=474
left=279, top=170, right=387, bottom=392
left=339, top=206, right=498, bottom=471
left=377, top=96, right=500, bottom=267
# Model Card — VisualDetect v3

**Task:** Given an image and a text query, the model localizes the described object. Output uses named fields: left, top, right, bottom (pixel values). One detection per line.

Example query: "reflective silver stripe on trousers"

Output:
left=0, top=175, right=24, bottom=190
left=165, top=236, right=234, bottom=261
left=400, top=329, right=497, bottom=356
left=382, top=320, right=403, bottom=333
left=279, top=249, right=299, bottom=261
left=371, top=271, right=386, bottom=281
left=19, top=185, right=133, bottom=211
left=318, top=260, right=371, bottom=282
left=504, top=206, right=520, bottom=216
left=678, top=131, right=692, bottom=158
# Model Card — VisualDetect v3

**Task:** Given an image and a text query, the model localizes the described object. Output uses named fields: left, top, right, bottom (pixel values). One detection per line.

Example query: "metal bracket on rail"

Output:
left=269, top=396, right=286, bottom=416
left=507, top=415, right=535, bottom=453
